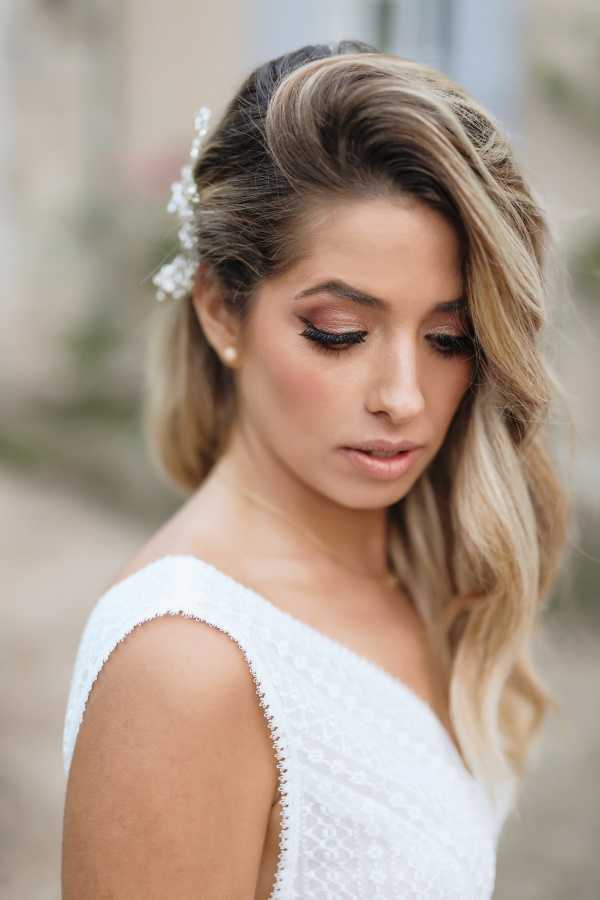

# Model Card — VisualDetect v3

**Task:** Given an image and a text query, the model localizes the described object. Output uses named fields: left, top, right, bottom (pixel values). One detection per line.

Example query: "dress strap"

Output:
left=62, top=555, right=301, bottom=899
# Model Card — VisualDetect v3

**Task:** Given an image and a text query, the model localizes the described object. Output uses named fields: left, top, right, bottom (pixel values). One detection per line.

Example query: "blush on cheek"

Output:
left=263, top=339, right=336, bottom=426
left=275, top=354, right=333, bottom=414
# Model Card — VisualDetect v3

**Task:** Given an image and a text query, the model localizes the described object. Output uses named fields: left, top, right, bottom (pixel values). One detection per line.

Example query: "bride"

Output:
left=61, top=39, right=569, bottom=899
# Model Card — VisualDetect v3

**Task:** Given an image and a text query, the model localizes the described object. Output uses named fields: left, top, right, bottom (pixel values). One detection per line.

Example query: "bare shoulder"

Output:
left=107, top=541, right=184, bottom=589
left=107, top=523, right=224, bottom=590
left=62, top=612, right=279, bottom=899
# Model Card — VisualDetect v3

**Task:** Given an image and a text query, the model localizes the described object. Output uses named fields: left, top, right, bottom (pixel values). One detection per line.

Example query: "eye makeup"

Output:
left=296, top=315, right=475, bottom=359
left=297, top=316, right=367, bottom=355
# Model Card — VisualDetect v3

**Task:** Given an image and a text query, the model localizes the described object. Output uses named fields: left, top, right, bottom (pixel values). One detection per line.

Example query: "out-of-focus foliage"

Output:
left=1, top=197, right=182, bottom=524
left=532, top=10, right=600, bottom=308
left=569, top=230, right=600, bottom=302
left=532, top=12, right=600, bottom=135
left=550, top=502, right=600, bottom=626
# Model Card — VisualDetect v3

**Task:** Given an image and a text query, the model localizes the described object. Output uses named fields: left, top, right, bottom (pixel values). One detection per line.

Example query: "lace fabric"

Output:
left=63, top=554, right=503, bottom=899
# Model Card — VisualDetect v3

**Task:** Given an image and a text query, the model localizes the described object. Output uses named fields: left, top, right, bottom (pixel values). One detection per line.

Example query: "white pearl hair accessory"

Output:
left=152, top=105, right=212, bottom=302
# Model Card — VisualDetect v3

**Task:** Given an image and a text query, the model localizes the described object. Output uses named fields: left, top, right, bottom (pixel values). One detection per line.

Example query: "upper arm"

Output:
left=62, top=613, right=279, bottom=899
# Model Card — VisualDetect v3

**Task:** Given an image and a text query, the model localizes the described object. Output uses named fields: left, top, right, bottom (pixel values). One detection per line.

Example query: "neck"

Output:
left=202, top=426, right=393, bottom=581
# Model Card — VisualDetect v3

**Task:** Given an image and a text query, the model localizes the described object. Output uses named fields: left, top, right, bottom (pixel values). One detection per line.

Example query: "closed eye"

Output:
left=298, top=317, right=475, bottom=359
left=298, top=318, right=367, bottom=355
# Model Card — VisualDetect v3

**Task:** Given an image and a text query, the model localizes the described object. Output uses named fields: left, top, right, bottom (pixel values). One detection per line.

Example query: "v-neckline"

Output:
left=153, top=553, right=479, bottom=787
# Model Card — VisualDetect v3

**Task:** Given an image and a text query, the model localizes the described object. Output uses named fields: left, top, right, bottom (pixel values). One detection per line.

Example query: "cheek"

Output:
left=274, top=357, right=338, bottom=426
left=255, top=334, right=339, bottom=429
left=427, top=360, right=472, bottom=426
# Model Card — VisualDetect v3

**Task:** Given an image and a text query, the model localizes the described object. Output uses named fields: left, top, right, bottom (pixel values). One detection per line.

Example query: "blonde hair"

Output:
left=143, top=41, right=570, bottom=824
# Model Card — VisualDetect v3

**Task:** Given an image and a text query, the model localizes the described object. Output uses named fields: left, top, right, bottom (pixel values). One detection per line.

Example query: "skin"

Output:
left=62, top=196, right=476, bottom=900
left=188, top=195, right=473, bottom=591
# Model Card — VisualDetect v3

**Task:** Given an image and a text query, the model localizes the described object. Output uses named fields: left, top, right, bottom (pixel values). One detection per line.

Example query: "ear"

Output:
left=191, top=263, right=242, bottom=363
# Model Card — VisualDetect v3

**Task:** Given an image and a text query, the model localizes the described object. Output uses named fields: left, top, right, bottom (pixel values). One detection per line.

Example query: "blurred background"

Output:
left=1, top=1, right=599, bottom=897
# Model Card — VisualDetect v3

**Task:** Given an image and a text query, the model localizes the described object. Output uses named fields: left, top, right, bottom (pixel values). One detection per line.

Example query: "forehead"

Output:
left=290, top=196, right=465, bottom=308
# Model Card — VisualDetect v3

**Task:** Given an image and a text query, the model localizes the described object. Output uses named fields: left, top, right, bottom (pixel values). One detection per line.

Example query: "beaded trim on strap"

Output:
left=62, top=557, right=301, bottom=898
left=63, top=554, right=504, bottom=899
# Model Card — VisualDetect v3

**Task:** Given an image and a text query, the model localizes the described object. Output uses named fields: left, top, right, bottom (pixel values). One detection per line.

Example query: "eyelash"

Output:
left=298, top=318, right=475, bottom=359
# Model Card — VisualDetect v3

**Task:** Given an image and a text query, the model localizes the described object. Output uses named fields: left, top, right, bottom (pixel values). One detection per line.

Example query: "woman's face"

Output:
left=234, top=197, right=474, bottom=510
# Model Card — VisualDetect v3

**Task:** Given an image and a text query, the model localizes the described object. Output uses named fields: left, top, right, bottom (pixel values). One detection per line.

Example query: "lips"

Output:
left=345, top=439, right=423, bottom=454
left=354, top=448, right=404, bottom=458
left=340, top=446, right=423, bottom=481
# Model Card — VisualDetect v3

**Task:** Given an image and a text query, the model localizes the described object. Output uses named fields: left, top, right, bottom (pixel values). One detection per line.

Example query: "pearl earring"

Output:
left=223, top=345, right=238, bottom=365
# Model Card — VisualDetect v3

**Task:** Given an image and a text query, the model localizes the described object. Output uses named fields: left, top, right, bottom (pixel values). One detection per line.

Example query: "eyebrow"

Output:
left=293, top=278, right=467, bottom=314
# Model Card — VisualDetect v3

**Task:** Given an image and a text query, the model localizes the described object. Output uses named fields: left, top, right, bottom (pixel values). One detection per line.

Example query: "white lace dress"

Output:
left=63, top=554, right=506, bottom=899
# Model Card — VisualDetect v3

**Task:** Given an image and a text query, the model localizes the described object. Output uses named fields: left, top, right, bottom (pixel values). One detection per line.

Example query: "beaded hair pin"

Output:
left=152, top=105, right=212, bottom=302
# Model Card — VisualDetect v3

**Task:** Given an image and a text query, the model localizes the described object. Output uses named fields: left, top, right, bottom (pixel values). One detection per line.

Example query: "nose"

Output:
left=366, top=335, right=426, bottom=424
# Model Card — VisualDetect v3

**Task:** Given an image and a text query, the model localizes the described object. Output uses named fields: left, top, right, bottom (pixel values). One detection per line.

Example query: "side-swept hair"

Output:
left=144, top=40, right=570, bottom=825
